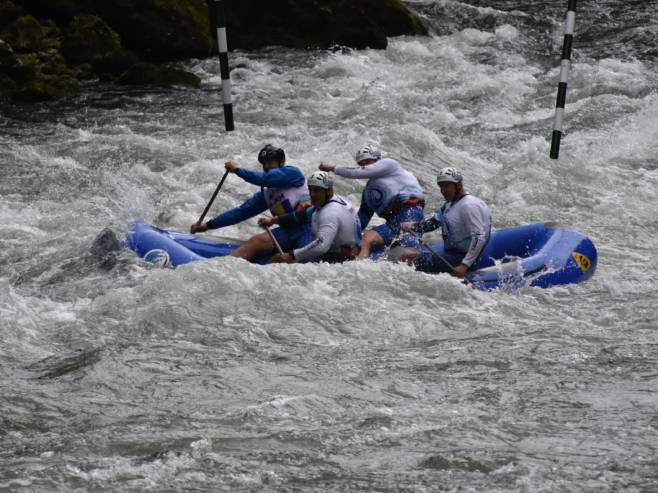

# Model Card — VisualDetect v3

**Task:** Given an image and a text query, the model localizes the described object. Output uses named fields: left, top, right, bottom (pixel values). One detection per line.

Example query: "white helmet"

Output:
left=307, top=171, right=333, bottom=189
left=354, top=144, right=382, bottom=163
left=436, top=167, right=463, bottom=184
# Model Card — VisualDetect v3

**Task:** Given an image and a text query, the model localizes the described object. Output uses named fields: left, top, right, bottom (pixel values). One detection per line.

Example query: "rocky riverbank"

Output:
left=0, top=0, right=425, bottom=102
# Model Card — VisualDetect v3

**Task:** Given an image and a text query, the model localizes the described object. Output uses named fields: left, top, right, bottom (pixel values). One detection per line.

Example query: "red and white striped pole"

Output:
left=550, top=0, right=576, bottom=159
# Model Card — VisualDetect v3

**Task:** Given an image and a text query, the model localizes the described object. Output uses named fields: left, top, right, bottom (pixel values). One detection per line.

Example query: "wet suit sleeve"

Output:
left=293, top=208, right=338, bottom=262
left=357, top=190, right=374, bottom=229
left=334, top=158, right=398, bottom=180
left=206, top=191, right=267, bottom=229
left=460, top=205, right=490, bottom=267
left=236, top=166, right=305, bottom=188
left=277, top=206, right=316, bottom=229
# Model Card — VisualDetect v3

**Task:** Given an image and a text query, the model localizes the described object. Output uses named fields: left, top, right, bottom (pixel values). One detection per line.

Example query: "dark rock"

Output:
left=91, top=48, right=139, bottom=77
left=12, top=0, right=425, bottom=58
left=62, top=14, right=121, bottom=64
left=0, top=72, right=16, bottom=99
left=74, top=62, right=94, bottom=79
left=13, top=72, right=77, bottom=101
left=11, top=0, right=87, bottom=23
left=3, top=0, right=427, bottom=101
left=0, top=0, right=23, bottom=25
left=0, top=39, right=18, bottom=73
left=93, top=0, right=214, bottom=62
left=13, top=0, right=213, bottom=61
left=12, top=50, right=77, bottom=86
left=1, top=15, right=61, bottom=53
left=10, top=52, right=38, bottom=82
left=117, top=62, right=200, bottom=88
left=16, top=50, right=72, bottom=76
left=222, top=0, right=427, bottom=50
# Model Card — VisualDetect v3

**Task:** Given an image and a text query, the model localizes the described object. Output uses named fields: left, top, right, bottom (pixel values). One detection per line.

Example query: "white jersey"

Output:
left=293, top=195, right=361, bottom=262
left=440, top=194, right=492, bottom=267
left=334, top=158, right=424, bottom=216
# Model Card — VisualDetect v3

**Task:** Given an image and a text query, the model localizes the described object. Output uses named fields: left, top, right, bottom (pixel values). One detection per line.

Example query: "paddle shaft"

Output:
left=421, top=239, right=469, bottom=284
left=421, top=239, right=456, bottom=270
left=197, top=170, right=230, bottom=225
left=264, top=225, right=284, bottom=255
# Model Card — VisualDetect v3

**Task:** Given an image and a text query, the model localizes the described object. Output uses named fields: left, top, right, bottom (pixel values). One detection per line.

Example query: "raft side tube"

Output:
left=124, top=222, right=597, bottom=290
left=127, top=223, right=205, bottom=267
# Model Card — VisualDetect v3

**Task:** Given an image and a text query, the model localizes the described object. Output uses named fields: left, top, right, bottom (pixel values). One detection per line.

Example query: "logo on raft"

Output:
left=571, top=252, right=592, bottom=272
left=144, top=249, right=171, bottom=267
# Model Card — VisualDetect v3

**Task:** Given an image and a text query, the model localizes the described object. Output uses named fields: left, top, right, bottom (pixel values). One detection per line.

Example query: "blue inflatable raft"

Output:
left=122, top=222, right=596, bottom=290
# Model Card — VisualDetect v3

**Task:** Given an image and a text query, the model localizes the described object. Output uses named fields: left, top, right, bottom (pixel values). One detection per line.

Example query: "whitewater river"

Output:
left=1, top=1, right=657, bottom=491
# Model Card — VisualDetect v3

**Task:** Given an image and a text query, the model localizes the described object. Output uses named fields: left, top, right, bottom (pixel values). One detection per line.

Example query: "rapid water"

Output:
left=1, top=1, right=657, bottom=491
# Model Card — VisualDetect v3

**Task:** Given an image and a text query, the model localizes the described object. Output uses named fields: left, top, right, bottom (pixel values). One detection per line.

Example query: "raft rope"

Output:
left=550, top=0, right=577, bottom=159
left=212, top=0, right=234, bottom=131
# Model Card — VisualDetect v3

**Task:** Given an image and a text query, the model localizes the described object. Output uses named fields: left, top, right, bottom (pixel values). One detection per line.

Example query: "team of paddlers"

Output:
left=190, top=144, right=491, bottom=278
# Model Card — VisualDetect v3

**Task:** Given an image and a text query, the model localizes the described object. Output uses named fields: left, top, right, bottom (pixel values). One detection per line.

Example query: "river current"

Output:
left=1, top=1, right=657, bottom=491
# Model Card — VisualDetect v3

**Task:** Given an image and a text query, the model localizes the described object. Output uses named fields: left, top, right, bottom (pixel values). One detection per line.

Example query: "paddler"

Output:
left=258, top=171, right=361, bottom=263
left=401, top=167, right=491, bottom=278
left=319, top=144, right=425, bottom=259
left=190, top=145, right=312, bottom=261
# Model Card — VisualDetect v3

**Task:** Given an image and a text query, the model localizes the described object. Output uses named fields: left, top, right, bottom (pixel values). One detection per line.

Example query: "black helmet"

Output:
left=258, top=144, right=285, bottom=165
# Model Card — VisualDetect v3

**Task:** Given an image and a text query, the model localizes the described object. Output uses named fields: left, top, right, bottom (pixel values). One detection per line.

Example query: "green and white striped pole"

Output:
left=211, top=0, right=234, bottom=131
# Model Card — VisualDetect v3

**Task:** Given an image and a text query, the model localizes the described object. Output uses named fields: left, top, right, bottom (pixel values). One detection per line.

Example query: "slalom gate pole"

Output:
left=550, top=0, right=577, bottom=159
left=211, top=0, right=234, bottom=131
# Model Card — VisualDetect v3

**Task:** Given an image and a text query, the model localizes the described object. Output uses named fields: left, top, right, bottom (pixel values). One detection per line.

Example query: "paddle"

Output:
left=420, top=239, right=470, bottom=285
left=264, top=225, right=284, bottom=255
left=196, top=169, right=230, bottom=226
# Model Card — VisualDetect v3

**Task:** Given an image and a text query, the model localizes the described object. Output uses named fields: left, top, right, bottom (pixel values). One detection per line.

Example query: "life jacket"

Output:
left=438, top=194, right=491, bottom=253
left=311, top=195, right=362, bottom=251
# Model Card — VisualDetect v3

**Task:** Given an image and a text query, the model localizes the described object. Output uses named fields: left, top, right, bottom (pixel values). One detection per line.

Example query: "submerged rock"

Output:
left=117, top=62, right=201, bottom=88
left=91, top=48, right=140, bottom=77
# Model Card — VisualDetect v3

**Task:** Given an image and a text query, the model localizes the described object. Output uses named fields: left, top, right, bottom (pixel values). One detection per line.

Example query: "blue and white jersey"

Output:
left=206, top=165, right=310, bottom=229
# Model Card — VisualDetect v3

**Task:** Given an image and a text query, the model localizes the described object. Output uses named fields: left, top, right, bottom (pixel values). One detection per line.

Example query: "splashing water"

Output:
left=1, top=1, right=657, bottom=491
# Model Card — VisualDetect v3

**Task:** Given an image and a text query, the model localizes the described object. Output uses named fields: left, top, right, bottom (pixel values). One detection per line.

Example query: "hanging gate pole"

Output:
left=211, top=0, right=234, bottom=131
left=550, top=0, right=577, bottom=159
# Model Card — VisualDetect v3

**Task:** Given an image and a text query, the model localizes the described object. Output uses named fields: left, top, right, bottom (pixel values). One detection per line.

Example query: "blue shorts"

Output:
left=373, top=205, right=424, bottom=248
left=271, top=223, right=312, bottom=252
